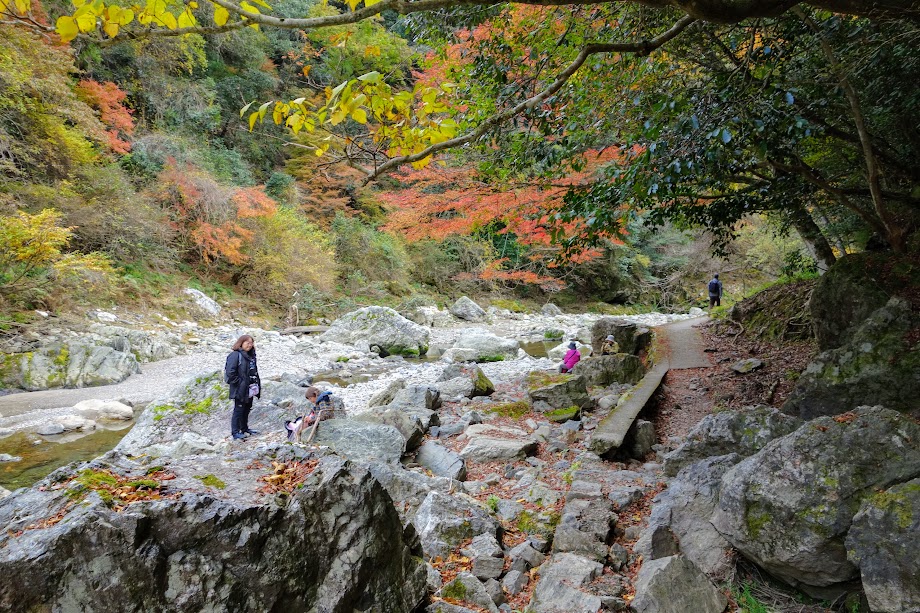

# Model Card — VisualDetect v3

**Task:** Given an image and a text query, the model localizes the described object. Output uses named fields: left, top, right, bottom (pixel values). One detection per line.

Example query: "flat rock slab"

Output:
left=590, top=363, right=667, bottom=456
left=312, top=420, right=406, bottom=464
left=416, top=441, right=467, bottom=480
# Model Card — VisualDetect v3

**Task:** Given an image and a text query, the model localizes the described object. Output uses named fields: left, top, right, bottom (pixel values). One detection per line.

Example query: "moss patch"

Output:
left=476, top=354, right=505, bottom=363
left=485, top=400, right=531, bottom=419
left=544, top=406, right=580, bottom=422
left=441, top=579, right=468, bottom=600
left=194, top=474, right=227, bottom=489
left=865, top=483, right=919, bottom=530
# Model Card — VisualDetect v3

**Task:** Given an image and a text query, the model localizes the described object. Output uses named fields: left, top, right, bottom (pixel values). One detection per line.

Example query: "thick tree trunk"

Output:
left=787, top=205, right=837, bottom=274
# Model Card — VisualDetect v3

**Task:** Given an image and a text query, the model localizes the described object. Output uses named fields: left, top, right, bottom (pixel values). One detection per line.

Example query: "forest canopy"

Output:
left=1, top=0, right=918, bottom=316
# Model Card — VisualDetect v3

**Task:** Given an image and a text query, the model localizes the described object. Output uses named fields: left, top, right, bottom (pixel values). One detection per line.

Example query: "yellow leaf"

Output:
left=13, top=0, right=28, bottom=13
left=56, top=15, right=80, bottom=41
left=411, top=155, right=432, bottom=170
left=177, top=7, right=195, bottom=27
left=350, top=107, right=367, bottom=124
left=363, top=45, right=381, bottom=58
left=345, top=0, right=357, bottom=9
left=213, top=4, right=228, bottom=25
left=157, top=10, right=176, bottom=28
left=248, top=0, right=270, bottom=8
left=188, top=0, right=197, bottom=6
left=116, top=7, right=134, bottom=24
left=239, top=0, right=259, bottom=14
left=103, top=20, right=119, bottom=36
left=365, top=0, right=379, bottom=5
left=75, top=11, right=97, bottom=31
left=248, top=111, right=259, bottom=131
left=301, top=65, right=311, bottom=77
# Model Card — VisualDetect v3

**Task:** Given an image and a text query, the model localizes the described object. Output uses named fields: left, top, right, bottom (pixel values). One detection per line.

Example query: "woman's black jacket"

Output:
left=226, top=349, right=261, bottom=401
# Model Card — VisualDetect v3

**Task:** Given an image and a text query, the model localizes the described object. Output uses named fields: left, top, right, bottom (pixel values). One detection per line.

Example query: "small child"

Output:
left=560, top=342, right=581, bottom=373
left=284, top=386, right=345, bottom=442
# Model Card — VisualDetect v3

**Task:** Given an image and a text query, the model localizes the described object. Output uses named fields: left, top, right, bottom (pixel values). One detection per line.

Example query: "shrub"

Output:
left=331, top=213, right=409, bottom=290
left=238, top=206, right=337, bottom=306
left=0, top=209, right=114, bottom=308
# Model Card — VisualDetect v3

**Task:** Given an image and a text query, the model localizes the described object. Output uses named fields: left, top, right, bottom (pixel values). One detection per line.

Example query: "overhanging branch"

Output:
left=360, top=14, right=697, bottom=184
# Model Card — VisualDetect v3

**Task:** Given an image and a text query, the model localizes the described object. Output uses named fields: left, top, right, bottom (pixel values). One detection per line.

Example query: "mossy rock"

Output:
left=810, top=252, right=920, bottom=351
left=544, top=406, right=580, bottom=423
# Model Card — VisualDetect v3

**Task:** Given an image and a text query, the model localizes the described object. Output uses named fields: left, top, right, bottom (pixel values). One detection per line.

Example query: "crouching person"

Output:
left=285, top=386, right=346, bottom=442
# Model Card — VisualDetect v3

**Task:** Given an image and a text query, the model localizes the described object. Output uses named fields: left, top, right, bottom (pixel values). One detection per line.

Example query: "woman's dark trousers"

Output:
left=232, top=397, right=253, bottom=435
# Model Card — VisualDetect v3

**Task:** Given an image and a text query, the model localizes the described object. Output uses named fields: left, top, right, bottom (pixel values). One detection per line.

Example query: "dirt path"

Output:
left=650, top=317, right=720, bottom=441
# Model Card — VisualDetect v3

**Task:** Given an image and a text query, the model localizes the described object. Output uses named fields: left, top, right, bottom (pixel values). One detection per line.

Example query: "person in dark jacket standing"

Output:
left=707, top=273, right=723, bottom=312
left=226, top=334, right=261, bottom=440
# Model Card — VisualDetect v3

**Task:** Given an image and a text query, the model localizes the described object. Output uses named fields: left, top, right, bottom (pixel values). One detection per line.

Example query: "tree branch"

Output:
left=360, top=14, right=696, bottom=184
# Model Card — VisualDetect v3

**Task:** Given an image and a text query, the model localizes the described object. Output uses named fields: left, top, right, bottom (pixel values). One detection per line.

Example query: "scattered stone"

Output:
left=502, top=570, right=529, bottom=595
left=72, top=399, right=134, bottom=421
left=35, top=423, right=65, bottom=436
left=541, top=304, right=563, bottom=316
left=413, top=491, right=498, bottom=560
left=449, top=297, right=488, bottom=322
left=483, top=578, right=506, bottom=606
left=319, top=306, right=430, bottom=357
left=731, top=358, right=764, bottom=374
left=440, top=572, right=499, bottom=613
left=631, top=554, right=727, bottom=613
left=0, top=454, right=21, bottom=463
left=416, top=441, right=467, bottom=481
left=528, top=553, right=603, bottom=613
left=472, top=556, right=504, bottom=580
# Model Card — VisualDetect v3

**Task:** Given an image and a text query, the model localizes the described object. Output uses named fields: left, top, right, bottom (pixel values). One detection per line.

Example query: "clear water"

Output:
left=0, top=424, right=134, bottom=491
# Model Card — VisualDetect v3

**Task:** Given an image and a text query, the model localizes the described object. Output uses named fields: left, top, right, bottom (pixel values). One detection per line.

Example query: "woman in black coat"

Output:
left=225, top=334, right=262, bottom=439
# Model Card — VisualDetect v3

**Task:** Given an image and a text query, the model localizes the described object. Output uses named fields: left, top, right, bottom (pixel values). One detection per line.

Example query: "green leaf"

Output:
left=239, top=101, right=254, bottom=118
left=357, top=71, right=382, bottom=84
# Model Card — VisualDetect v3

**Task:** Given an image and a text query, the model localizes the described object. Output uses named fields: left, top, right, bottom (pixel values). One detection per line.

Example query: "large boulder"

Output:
left=319, top=307, right=430, bottom=357
left=379, top=386, right=442, bottom=430
left=443, top=330, right=519, bottom=363
left=527, top=372, right=591, bottom=422
left=183, top=287, right=222, bottom=316
left=808, top=252, right=903, bottom=351
left=449, top=296, right=487, bottom=322
left=312, top=421, right=406, bottom=465
left=846, top=478, right=920, bottom=613
left=711, top=406, right=920, bottom=594
left=636, top=455, right=738, bottom=576
left=590, top=318, right=651, bottom=356
left=0, top=342, right=140, bottom=391
left=0, top=457, right=428, bottom=612
left=354, top=408, right=426, bottom=451
left=459, top=424, right=538, bottom=462
left=663, top=406, right=802, bottom=477
left=784, top=297, right=920, bottom=419
left=570, top=354, right=646, bottom=387
left=412, top=491, right=499, bottom=559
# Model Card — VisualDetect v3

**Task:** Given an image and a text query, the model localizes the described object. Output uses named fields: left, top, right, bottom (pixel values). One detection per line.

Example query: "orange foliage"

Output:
left=380, top=148, right=623, bottom=251
left=233, top=187, right=279, bottom=218
left=378, top=149, right=624, bottom=287
left=154, top=159, right=277, bottom=266
left=75, top=80, right=134, bottom=154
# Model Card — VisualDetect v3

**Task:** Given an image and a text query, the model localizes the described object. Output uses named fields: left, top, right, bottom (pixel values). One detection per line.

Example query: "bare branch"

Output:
left=360, top=14, right=697, bottom=184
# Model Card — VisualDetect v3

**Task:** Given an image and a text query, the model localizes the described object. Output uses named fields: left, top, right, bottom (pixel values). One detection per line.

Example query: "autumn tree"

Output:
left=3, top=0, right=918, bottom=255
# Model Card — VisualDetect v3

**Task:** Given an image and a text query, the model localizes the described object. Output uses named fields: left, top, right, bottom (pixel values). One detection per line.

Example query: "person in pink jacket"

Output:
left=560, top=342, right=581, bottom=373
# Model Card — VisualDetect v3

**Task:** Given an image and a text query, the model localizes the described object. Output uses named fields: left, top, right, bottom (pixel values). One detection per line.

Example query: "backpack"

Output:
left=708, top=279, right=721, bottom=295
left=224, top=351, right=241, bottom=384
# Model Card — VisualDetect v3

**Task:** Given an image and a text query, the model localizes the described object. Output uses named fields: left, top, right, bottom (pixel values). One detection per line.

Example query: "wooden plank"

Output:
left=280, top=326, right=329, bottom=335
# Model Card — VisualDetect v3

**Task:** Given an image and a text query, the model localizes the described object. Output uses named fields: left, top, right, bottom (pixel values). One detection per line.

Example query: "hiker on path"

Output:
left=708, top=273, right=723, bottom=310
left=225, top=334, right=261, bottom=440
left=560, top=342, right=581, bottom=373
